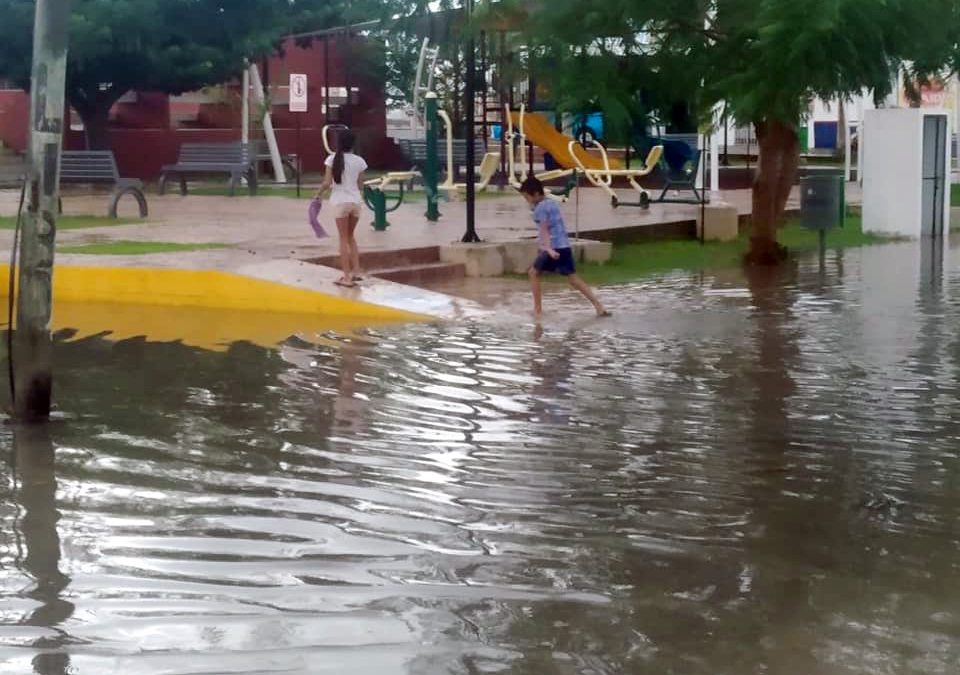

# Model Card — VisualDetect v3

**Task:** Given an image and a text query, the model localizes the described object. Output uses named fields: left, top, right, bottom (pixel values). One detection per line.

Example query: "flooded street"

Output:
left=3, top=239, right=960, bottom=674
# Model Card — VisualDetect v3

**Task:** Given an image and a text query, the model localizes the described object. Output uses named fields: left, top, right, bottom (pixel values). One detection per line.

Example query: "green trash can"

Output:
left=799, top=127, right=809, bottom=153
left=800, top=171, right=845, bottom=231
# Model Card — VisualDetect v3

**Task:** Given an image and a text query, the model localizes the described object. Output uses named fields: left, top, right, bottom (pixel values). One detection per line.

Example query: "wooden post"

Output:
left=15, top=0, right=72, bottom=423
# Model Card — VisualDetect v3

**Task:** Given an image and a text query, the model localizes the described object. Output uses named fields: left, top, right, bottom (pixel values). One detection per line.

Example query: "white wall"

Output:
left=862, top=108, right=950, bottom=238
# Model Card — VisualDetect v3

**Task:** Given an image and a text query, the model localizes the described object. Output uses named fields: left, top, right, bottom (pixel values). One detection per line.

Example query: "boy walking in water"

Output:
left=520, top=177, right=609, bottom=317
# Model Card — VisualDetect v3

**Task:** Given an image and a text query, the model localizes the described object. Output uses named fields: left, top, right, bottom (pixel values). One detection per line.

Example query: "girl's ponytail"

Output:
left=332, top=129, right=356, bottom=184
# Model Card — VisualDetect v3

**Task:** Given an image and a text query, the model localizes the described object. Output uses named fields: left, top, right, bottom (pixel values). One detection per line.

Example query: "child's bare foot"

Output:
left=597, top=308, right=611, bottom=317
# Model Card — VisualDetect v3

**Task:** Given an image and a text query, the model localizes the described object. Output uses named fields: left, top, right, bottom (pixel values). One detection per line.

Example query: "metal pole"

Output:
left=481, top=30, right=488, bottom=150
left=249, top=65, right=285, bottom=184
left=324, top=37, right=331, bottom=125
left=463, top=0, right=480, bottom=243
left=722, top=109, right=729, bottom=166
left=700, top=133, right=707, bottom=246
left=497, top=31, right=507, bottom=187
left=424, top=93, right=441, bottom=222
left=15, top=0, right=72, bottom=423
left=241, top=63, right=250, bottom=145
left=296, top=114, right=301, bottom=198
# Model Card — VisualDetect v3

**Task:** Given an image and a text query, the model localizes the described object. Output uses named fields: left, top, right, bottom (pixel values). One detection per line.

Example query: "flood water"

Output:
left=3, top=240, right=960, bottom=674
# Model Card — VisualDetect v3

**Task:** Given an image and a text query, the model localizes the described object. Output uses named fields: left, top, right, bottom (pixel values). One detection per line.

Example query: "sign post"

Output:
left=289, top=74, right=308, bottom=198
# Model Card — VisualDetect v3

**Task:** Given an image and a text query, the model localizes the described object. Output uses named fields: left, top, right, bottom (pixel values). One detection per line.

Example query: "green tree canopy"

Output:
left=0, top=0, right=374, bottom=148
left=517, top=0, right=960, bottom=262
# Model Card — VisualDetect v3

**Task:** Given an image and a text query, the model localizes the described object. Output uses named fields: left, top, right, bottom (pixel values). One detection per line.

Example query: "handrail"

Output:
left=504, top=104, right=521, bottom=188
left=435, top=109, right=456, bottom=190
left=321, top=124, right=349, bottom=154
left=517, top=103, right=528, bottom=180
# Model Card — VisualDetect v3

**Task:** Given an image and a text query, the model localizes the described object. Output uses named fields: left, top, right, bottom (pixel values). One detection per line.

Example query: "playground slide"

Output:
left=510, top=112, right=623, bottom=171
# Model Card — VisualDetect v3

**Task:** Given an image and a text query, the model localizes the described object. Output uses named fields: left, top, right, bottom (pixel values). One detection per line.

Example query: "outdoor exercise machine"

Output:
left=567, top=138, right=664, bottom=208
left=504, top=104, right=578, bottom=201
left=435, top=108, right=501, bottom=194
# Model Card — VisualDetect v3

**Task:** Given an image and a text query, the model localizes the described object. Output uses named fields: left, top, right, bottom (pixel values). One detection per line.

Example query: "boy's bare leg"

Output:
left=568, top=274, right=609, bottom=316
left=528, top=267, right=543, bottom=316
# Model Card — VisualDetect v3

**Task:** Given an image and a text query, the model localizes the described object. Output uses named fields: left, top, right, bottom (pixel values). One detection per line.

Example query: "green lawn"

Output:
left=576, top=215, right=887, bottom=285
left=57, top=241, right=228, bottom=255
left=0, top=215, right=140, bottom=230
left=191, top=182, right=513, bottom=202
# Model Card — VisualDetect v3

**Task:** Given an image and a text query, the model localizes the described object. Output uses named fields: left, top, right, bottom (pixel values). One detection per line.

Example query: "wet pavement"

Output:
left=0, top=185, right=863, bottom=271
left=2, top=237, right=960, bottom=674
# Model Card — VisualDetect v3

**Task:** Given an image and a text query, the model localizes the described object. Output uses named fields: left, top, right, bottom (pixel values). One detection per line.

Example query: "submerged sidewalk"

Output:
left=0, top=183, right=862, bottom=327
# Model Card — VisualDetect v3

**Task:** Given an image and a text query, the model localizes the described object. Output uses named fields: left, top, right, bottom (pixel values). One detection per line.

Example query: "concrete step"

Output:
left=306, top=246, right=440, bottom=270
left=371, top=261, right=466, bottom=286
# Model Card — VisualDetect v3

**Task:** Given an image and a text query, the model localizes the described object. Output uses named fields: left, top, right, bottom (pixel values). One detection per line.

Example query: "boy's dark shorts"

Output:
left=532, top=247, right=576, bottom=276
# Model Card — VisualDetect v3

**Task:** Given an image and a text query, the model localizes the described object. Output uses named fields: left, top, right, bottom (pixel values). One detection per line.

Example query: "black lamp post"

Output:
left=462, top=0, right=481, bottom=243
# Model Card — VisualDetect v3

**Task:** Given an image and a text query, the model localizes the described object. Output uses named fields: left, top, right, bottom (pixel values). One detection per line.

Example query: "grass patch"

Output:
left=576, top=215, right=886, bottom=285
left=58, top=241, right=228, bottom=256
left=190, top=182, right=513, bottom=202
left=952, top=183, right=960, bottom=207
left=0, top=215, right=140, bottom=230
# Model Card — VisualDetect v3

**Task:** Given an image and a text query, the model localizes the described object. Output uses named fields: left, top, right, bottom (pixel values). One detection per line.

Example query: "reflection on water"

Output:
left=3, top=240, right=960, bottom=673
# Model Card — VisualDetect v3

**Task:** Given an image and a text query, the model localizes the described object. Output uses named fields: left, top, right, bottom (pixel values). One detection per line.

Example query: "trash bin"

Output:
left=800, top=172, right=845, bottom=231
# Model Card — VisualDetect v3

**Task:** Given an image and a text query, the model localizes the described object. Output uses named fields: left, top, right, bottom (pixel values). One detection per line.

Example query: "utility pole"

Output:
left=15, top=0, right=72, bottom=423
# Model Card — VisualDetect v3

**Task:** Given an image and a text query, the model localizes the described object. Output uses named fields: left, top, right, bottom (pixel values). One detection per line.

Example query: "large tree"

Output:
left=0, top=0, right=364, bottom=149
left=518, top=0, right=960, bottom=264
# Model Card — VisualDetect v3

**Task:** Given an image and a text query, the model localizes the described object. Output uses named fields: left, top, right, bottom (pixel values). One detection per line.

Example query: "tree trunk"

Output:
left=69, top=86, right=126, bottom=150
left=78, top=104, right=111, bottom=150
left=747, top=119, right=799, bottom=266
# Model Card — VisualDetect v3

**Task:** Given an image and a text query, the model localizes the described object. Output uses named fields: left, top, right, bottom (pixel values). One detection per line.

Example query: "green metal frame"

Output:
left=424, top=94, right=441, bottom=222
left=359, top=92, right=442, bottom=231
left=363, top=184, right=407, bottom=231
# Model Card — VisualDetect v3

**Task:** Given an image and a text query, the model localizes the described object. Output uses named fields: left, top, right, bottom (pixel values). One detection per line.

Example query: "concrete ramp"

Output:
left=237, top=259, right=486, bottom=321
left=0, top=260, right=485, bottom=349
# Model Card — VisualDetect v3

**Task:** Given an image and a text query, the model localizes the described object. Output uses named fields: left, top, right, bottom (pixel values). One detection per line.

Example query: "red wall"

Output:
left=0, top=33, right=401, bottom=178
left=113, top=92, right=171, bottom=128
left=0, top=91, right=29, bottom=153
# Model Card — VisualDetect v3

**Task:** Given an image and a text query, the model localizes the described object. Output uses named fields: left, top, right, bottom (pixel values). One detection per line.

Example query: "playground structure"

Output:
left=502, top=105, right=579, bottom=201
left=322, top=122, right=426, bottom=231
left=392, top=31, right=726, bottom=220
left=567, top=138, right=664, bottom=208
left=508, top=107, right=620, bottom=172
left=324, top=91, right=493, bottom=231
left=435, top=108, right=501, bottom=193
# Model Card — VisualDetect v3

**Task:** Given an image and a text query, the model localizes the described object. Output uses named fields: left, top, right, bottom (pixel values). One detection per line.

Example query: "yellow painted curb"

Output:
left=0, top=265, right=429, bottom=323
left=51, top=302, right=399, bottom=351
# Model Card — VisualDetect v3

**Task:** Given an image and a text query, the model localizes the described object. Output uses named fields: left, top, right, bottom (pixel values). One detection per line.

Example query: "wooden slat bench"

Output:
left=159, top=142, right=257, bottom=196
left=60, top=150, right=148, bottom=218
left=397, top=138, right=486, bottom=179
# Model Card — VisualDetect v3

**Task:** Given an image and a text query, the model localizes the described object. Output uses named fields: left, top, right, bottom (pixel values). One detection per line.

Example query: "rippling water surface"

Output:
left=3, top=241, right=960, bottom=674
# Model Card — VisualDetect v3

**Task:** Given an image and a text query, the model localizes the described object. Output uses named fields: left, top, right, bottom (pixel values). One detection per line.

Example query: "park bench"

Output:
left=59, top=150, right=148, bottom=218
left=398, top=138, right=487, bottom=181
left=159, top=142, right=257, bottom=196
left=655, top=134, right=706, bottom=204
left=253, top=140, right=299, bottom=181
